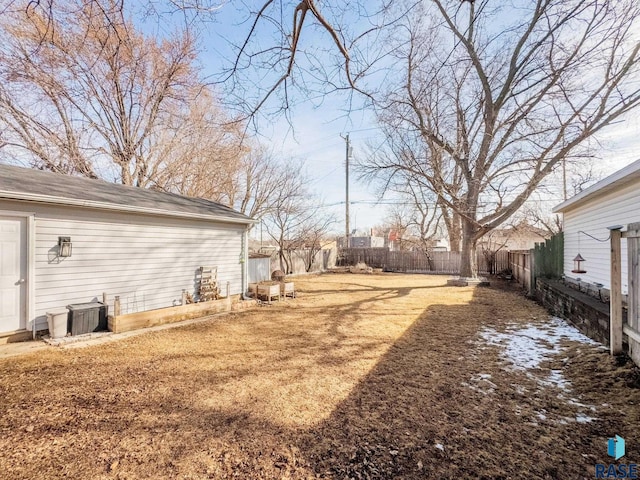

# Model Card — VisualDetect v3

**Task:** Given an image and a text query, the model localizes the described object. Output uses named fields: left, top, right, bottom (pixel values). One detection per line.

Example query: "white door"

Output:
left=0, top=216, right=27, bottom=333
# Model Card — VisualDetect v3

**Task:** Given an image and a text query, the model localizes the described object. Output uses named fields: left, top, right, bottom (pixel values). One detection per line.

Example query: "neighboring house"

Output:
left=553, top=158, right=640, bottom=294
left=392, top=237, right=450, bottom=252
left=431, top=238, right=450, bottom=252
left=381, top=229, right=449, bottom=252
left=248, top=239, right=277, bottom=255
left=478, top=222, right=548, bottom=252
left=337, top=235, right=385, bottom=249
left=0, top=164, right=255, bottom=338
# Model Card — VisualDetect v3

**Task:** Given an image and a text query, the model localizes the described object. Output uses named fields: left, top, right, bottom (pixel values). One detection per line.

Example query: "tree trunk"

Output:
left=424, top=249, right=434, bottom=270
left=306, top=247, right=319, bottom=272
left=459, top=221, right=478, bottom=278
left=449, top=212, right=462, bottom=253
left=285, top=251, right=294, bottom=274
left=441, top=205, right=462, bottom=253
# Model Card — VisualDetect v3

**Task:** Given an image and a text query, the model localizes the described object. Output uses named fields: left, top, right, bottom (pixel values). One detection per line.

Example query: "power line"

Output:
left=318, top=196, right=566, bottom=208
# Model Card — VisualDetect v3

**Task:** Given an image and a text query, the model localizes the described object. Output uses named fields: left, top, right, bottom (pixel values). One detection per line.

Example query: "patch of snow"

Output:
left=576, top=413, right=597, bottom=423
left=549, top=414, right=596, bottom=425
left=512, top=384, right=527, bottom=395
left=461, top=381, right=494, bottom=395
left=567, top=399, right=597, bottom=412
left=479, top=317, right=598, bottom=373
left=541, top=370, right=570, bottom=391
left=435, top=443, right=444, bottom=451
left=462, top=373, right=497, bottom=395
left=478, top=316, right=601, bottom=425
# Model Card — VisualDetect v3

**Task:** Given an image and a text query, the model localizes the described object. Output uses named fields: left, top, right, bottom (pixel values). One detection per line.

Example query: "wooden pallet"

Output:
left=198, top=266, right=219, bottom=301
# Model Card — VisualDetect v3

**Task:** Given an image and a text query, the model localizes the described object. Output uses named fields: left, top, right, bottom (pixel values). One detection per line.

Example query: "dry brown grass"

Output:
left=0, top=273, right=638, bottom=479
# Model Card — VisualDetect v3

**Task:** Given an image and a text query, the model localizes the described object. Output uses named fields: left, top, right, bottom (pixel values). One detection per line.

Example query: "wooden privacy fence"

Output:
left=610, top=223, right=640, bottom=367
left=339, top=248, right=509, bottom=275
left=253, top=248, right=337, bottom=276
left=279, top=247, right=336, bottom=275
left=508, top=250, right=532, bottom=292
left=532, top=233, right=564, bottom=280
left=509, top=233, right=563, bottom=295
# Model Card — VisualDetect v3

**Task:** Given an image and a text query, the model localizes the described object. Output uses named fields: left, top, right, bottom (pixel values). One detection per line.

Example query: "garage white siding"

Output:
left=562, top=180, right=640, bottom=294
left=0, top=200, right=246, bottom=331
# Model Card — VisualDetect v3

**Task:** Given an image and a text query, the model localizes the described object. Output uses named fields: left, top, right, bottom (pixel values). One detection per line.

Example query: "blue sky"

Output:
left=136, top=2, right=640, bottom=234
left=135, top=3, right=390, bottom=233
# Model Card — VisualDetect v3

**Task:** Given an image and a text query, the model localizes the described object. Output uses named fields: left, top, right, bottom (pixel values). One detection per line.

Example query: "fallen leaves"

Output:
left=0, top=274, right=638, bottom=479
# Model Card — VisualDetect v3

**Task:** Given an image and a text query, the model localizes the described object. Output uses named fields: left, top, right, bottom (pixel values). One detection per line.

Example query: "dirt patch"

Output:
left=0, top=274, right=638, bottom=479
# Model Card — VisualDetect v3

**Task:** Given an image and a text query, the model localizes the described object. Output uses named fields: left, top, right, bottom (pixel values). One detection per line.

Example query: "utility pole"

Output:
left=562, top=158, right=568, bottom=201
left=341, top=133, right=351, bottom=248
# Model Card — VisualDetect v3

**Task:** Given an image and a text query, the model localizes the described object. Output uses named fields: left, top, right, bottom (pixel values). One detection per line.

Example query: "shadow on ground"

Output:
left=1, top=276, right=639, bottom=479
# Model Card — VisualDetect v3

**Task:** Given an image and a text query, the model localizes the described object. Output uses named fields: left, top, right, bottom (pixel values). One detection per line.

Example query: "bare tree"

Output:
left=262, top=162, right=308, bottom=273
left=0, top=0, right=214, bottom=186
left=360, top=0, right=640, bottom=278
left=364, top=133, right=463, bottom=252
left=219, top=0, right=414, bottom=120
left=9, top=1, right=640, bottom=283
left=262, top=162, right=334, bottom=273
left=150, top=134, right=292, bottom=221
left=521, top=204, right=564, bottom=237
left=232, top=149, right=303, bottom=219
left=403, top=181, right=441, bottom=266
left=378, top=185, right=442, bottom=256
left=0, top=0, right=300, bottom=227
left=295, top=216, right=336, bottom=272
left=144, top=88, right=246, bottom=198
left=379, top=206, right=411, bottom=251
left=516, top=154, right=601, bottom=235
left=478, top=230, right=511, bottom=276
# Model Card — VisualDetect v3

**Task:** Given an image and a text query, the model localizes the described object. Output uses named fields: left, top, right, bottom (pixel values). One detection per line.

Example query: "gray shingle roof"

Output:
left=0, top=164, right=254, bottom=224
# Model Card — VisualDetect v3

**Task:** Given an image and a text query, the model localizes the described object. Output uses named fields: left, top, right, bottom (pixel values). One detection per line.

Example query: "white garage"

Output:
left=553, top=158, right=640, bottom=295
left=0, top=164, right=254, bottom=339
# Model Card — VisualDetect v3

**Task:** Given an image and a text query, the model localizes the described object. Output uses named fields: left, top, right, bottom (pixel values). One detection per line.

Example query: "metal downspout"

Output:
left=242, top=227, right=249, bottom=298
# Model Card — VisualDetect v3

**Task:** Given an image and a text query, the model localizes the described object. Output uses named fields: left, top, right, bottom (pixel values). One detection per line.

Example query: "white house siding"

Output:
left=0, top=200, right=246, bottom=331
left=562, top=180, right=640, bottom=294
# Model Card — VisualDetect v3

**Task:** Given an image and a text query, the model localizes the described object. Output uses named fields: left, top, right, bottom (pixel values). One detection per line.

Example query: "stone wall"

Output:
left=535, top=278, right=616, bottom=345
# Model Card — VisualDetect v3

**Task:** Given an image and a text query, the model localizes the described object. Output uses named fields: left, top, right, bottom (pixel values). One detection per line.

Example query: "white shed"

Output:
left=553, top=159, right=640, bottom=294
left=0, top=164, right=255, bottom=338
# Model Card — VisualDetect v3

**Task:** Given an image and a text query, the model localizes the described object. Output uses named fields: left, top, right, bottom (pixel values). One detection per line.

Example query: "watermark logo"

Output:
left=609, top=436, right=626, bottom=461
left=596, top=435, right=637, bottom=479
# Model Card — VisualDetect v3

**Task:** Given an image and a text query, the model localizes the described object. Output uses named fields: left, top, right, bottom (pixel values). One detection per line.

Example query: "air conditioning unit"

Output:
left=66, top=302, right=108, bottom=335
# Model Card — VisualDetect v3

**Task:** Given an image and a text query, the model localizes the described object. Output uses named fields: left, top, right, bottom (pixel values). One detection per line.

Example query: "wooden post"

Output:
left=629, top=235, right=639, bottom=332
left=610, top=227, right=623, bottom=355
left=529, top=249, right=535, bottom=297
left=114, top=296, right=121, bottom=317
left=626, top=223, right=640, bottom=365
left=627, top=223, right=640, bottom=330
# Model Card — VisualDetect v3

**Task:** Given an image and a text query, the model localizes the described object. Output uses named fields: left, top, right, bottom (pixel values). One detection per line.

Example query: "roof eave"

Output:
left=553, top=158, right=640, bottom=213
left=0, top=190, right=257, bottom=225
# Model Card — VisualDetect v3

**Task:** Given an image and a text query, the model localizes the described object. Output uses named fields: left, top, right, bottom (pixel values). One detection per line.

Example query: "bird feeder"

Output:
left=571, top=253, right=586, bottom=274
